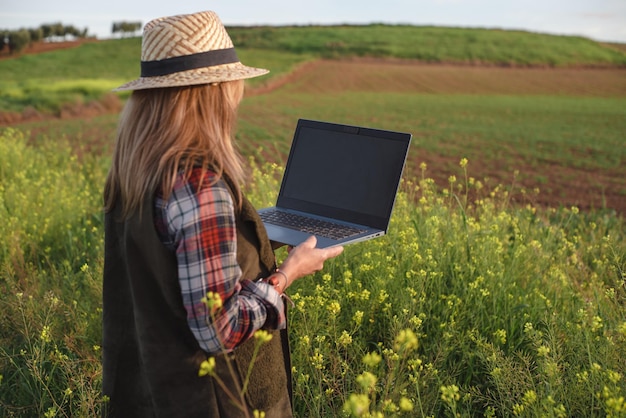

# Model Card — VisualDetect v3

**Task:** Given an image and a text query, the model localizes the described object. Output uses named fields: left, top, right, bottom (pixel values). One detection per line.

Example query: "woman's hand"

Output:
left=276, top=236, right=343, bottom=291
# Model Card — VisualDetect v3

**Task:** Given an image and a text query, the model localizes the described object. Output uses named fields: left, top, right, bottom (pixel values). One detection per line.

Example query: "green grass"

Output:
left=0, top=38, right=306, bottom=112
left=236, top=92, right=626, bottom=179
left=0, top=38, right=303, bottom=84
left=227, top=25, right=626, bottom=66
left=0, top=78, right=122, bottom=112
left=0, top=129, right=105, bottom=416
left=0, top=38, right=141, bottom=82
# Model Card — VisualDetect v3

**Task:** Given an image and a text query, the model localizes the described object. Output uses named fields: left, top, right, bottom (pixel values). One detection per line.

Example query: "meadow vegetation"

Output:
left=0, top=25, right=625, bottom=417
left=0, top=128, right=624, bottom=416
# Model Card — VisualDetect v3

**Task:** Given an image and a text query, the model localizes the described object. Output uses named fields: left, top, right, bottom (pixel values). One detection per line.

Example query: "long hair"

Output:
left=104, top=80, right=245, bottom=217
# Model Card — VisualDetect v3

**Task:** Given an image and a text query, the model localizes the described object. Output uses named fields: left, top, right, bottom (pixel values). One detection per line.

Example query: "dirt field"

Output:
left=2, top=42, right=625, bottom=214
left=252, top=59, right=626, bottom=214
left=260, top=58, right=626, bottom=96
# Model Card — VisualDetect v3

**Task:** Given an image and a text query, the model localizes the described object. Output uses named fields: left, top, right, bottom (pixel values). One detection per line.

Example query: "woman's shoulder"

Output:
left=158, top=168, right=235, bottom=225
left=176, top=167, right=229, bottom=194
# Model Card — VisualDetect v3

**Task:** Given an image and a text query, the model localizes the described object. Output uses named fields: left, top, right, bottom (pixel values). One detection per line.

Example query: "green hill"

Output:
left=227, top=24, right=626, bottom=66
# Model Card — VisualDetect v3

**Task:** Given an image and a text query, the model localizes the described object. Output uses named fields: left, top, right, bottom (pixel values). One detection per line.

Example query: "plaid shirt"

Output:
left=154, top=168, right=285, bottom=354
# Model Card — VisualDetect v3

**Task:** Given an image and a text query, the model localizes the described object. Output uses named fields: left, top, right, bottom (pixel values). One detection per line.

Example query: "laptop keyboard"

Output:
left=259, top=210, right=365, bottom=240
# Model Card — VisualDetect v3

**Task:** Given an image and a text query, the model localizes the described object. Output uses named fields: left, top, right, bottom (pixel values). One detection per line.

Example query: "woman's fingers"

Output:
left=280, top=236, right=344, bottom=285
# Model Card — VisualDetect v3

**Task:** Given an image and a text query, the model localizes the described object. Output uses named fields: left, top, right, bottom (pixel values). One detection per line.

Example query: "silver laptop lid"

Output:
left=275, top=119, right=412, bottom=232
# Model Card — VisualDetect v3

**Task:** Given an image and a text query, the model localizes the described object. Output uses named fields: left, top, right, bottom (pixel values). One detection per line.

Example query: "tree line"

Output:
left=1, top=21, right=142, bottom=54
left=0, top=23, right=89, bottom=54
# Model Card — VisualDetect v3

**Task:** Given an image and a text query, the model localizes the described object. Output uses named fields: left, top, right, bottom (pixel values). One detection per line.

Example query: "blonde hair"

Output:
left=104, top=80, right=245, bottom=217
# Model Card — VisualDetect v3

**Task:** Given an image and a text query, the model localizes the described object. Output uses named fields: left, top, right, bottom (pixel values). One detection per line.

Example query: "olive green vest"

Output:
left=103, top=190, right=292, bottom=417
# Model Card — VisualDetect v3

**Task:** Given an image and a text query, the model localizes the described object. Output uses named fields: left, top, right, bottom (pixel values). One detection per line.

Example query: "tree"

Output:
left=64, top=24, right=81, bottom=38
left=40, top=22, right=69, bottom=41
left=0, top=22, right=90, bottom=54
left=0, top=31, right=8, bottom=52
left=40, top=23, right=53, bottom=39
left=8, top=29, right=31, bottom=53
left=37, top=23, right=90, bottom=41
left=29, top=28, right=43, bottom=43
left=112, top=21, right=142, bottom=37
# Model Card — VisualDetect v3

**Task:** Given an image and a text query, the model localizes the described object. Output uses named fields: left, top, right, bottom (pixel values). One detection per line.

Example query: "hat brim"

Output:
left=113, top=62, right=269, bottom=91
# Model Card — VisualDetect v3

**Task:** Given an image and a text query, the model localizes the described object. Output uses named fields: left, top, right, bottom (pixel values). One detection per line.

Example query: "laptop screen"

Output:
left=276, top=119, right=411, bottom=230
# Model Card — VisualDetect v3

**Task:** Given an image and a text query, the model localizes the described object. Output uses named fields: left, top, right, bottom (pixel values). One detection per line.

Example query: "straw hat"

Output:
left=114, top=11, right=269, bottom=91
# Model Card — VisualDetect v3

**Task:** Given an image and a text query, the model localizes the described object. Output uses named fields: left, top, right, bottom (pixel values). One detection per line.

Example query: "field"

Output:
left=3, top=55, right=626, bottom=214
left=1, top=26, right=626, bottom=416
left=242, top=59, right=626, bottom=213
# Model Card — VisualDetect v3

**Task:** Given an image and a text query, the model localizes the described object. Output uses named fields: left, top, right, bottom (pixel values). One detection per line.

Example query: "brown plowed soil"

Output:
left=268, top=58, right=626, bottom=96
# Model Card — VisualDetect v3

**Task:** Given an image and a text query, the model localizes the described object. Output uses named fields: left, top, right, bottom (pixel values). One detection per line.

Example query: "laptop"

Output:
left=257, top=119, right=412, bottom=248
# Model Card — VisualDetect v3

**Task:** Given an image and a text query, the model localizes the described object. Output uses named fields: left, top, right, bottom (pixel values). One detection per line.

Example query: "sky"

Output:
left=1, top=0, right=626, bottom=44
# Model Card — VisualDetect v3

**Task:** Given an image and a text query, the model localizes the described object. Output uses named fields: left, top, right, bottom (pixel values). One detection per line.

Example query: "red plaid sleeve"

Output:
left=154, top=168, right=285, bottom=353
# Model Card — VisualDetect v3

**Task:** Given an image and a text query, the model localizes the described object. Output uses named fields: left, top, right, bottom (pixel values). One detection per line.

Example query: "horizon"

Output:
left=2, top=0, right=626, bottom=44
left=3, top=20, right=626, bottom=46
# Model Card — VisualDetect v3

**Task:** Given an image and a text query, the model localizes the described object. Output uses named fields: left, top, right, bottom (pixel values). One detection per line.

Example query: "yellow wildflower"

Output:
left=201, top=292, right=223, bottom=314
left=343, top=393, right=370, bottom=417
left=198, top=357, right=216, bottom=377
left=440, top=384, right=460, bottom=403
left=254, top=330, right=273, bottom=344
left=356, top=371, right=377, bottom=390
left=399, top=397, right=413, bottom=412
left=394, top=329, right=418, bottom=352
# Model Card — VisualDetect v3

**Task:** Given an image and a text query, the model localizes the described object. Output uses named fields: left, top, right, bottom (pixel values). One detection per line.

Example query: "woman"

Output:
left=102, top=11, right=343, bottom=417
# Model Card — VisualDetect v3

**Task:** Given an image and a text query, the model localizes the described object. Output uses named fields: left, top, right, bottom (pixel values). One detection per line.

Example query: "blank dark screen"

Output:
left=281, top=126, right=407, bottom=218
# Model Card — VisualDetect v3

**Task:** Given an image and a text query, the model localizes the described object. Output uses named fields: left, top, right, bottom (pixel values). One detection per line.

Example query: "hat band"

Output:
left=140, top=47, right=239, bottom=77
